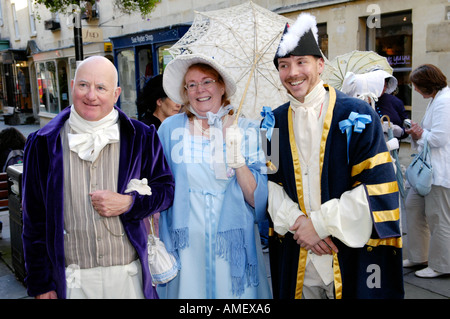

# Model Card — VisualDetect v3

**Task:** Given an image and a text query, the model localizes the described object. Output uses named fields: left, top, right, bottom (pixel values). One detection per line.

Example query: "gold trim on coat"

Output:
left=351, top=151, right=392, bottom=177
left=288, top=85, right=343, bottom=299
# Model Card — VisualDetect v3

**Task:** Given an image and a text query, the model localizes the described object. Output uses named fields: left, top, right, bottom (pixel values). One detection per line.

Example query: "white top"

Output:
left=413, top=86, right=450, bottom=188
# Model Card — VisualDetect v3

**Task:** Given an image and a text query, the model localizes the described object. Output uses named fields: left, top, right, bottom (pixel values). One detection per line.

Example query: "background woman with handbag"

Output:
left=403, top=64, right=450, bottom=278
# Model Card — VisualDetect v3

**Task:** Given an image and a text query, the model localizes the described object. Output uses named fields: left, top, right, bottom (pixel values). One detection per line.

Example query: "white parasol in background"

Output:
left=322, top=50, right=393, bottom=90
left=168, top=1, right=292, bottom=120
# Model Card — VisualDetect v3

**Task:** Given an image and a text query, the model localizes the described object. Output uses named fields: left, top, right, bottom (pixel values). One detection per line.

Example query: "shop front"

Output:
left=109, top=24, right=189, bottom=119
left=0, top=48, right=33, bottom=124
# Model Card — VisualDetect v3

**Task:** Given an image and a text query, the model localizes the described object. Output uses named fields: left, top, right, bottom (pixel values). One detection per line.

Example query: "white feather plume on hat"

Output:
left=277, top=13, right=319, bottom=57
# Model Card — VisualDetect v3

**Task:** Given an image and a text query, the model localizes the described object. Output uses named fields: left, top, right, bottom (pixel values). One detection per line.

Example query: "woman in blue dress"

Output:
left=156, top=53, right=272, bottom=299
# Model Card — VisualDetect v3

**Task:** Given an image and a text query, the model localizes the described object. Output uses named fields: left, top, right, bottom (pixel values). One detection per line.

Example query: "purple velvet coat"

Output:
left=21, top=106, right=175, bottom=299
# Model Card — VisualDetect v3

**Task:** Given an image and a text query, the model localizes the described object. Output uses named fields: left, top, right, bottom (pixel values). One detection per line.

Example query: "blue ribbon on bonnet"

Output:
left=339, top=111, right=372, bottom=163
left=260, top=106, right=275, bottom=141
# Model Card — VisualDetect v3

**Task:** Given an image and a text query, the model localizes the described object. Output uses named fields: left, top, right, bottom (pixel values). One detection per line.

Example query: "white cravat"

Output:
left=68, top=107, right=120, bottom=162
left=289, top=80, right=326, bottom=164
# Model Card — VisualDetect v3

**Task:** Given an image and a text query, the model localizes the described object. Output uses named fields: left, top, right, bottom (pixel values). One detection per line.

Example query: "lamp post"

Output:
left=74, top=9, right=83, bottom=62
left=68, top=4, right=83, bottom=63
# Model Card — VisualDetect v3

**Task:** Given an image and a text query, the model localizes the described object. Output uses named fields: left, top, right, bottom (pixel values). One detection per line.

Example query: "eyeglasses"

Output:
left=184, top=79, right=217, bottom=91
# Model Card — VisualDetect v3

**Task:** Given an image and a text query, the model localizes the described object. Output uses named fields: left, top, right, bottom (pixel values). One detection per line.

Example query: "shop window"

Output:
left=117, top=49, right=137, bottom=118
left=36, top=61, right=60, bottom=114
left=137, top=47, right=153, bottom=91
left=15, top=63, right=32, bottom=112
left=366, top=11, right=412, bottom=109
left=57, top=60, right=70, bottom=110
left=36, top=63, right=45, bottom=110
left=157, top=44, right=174, bottom=74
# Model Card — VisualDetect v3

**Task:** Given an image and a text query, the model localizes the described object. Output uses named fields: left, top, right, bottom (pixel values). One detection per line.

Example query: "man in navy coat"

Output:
left=264, top=13, right=404, bottom=299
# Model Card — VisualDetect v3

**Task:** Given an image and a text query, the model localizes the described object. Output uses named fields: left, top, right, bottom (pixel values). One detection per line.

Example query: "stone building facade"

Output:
left=0, top=0, right=448, bottom=125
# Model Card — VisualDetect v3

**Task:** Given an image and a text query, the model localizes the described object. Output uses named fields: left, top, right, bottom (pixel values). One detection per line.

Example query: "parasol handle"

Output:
left=380, top=114, right=391, bottom=127
left=233, top=54, right=259, bottom=125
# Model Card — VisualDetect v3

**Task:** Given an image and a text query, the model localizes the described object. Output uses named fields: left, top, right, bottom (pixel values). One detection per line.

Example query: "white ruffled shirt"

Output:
left=267, top=81, right=372, bottom=286
left=68, top=108, right=120, bottom=162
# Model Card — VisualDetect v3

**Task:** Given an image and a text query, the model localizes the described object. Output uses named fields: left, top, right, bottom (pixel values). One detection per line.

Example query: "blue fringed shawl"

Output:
left=157, top=113, right=268, bottom=296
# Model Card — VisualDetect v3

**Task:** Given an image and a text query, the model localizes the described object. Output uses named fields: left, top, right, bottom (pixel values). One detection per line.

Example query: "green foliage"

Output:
left=113, top=0, right=160, bottom=17
left=34, top=1, right=94, bottom=13
left=35, top=0, right=160, bottom=17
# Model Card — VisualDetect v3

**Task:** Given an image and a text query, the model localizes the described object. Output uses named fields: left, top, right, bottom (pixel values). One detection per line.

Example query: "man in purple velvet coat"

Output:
left=22, top=56, right=174, bottom=299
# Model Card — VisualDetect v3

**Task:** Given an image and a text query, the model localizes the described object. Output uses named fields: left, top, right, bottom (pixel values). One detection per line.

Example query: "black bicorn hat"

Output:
left=274, top=13, right=323, bottom=69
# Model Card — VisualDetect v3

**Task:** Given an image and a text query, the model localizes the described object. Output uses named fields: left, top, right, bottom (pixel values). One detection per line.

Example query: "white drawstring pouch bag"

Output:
left=147, top=217, right=178, bottom=285
left=124, top=179, right=178, bottom=285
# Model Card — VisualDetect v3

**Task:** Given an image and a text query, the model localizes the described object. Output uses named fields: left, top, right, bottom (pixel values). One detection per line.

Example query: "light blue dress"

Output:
left=157, top=113, right=272, bottom=299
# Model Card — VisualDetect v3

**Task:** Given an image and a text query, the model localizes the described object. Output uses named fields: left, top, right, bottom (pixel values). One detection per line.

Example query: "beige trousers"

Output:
left=405, top=185, right=450, bottom=273
left=302, top=261, right=334, bottom=299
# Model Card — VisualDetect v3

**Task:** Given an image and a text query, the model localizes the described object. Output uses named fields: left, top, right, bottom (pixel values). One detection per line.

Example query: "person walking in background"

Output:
left=156, top=53, right=271, bottom=299
left=22, top=56, right=175, bottom=299
left=376, top=75, right=409, bottom=140
left=403, top=64, right=450, bottom=278
left=264, top=13, right=403, bottom=299
left=136, top=74, right=182, bottom=129
left=0, top=127, right=26, bottom=172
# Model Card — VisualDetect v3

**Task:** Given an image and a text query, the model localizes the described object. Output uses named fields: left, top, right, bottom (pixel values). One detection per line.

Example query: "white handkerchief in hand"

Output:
left=125, top=178, right=152, bottom=195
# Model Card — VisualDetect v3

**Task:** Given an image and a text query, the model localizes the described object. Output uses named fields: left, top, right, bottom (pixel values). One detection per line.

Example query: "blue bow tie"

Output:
left=260, top=106, right=275, bottom=141
left=206, top=105, right=233, bottom=128
left=339, top=111, right=372, bottom=163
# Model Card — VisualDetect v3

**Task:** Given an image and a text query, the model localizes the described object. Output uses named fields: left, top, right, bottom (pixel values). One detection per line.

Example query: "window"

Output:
left=36, top=61, right=60, bottom=114
left=69, top=58, right=76, bottom=81
left=57, top=60, right=70, bottom=110
left=317, top=23, right=328, bottom=59
left=0, top=1, right=4, bottom=26
left=366, top=11, right=412, bottom=108
left=117, top=50, right=137, bottom=118
left=12, top=4, right=20, bottom=40
left=137, top=47, right=153, bottom=91
left=15, top=63, right=32, bottom=112
left=157, top=44, right=174, bottom=74
left=52, top=12, right=60, bottom=23
left=28, top=0, right=37, bottom=36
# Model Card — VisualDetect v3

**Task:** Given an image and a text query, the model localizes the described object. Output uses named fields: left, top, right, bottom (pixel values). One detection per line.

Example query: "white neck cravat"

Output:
left=289, top=80, right=326, bottom=163
left=68, top=107, right=120, bottom=162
